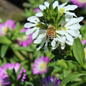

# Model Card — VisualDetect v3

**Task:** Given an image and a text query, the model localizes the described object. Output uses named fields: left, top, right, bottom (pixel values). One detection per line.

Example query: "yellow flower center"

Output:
left=59, top=8, right=65, bottom=14
left=40, top=62, right=47, bottom=71
left=41, top=63, right=45, bottom=68
left=56, top=27, right=67, bottom=31
left=36, top=23, right=40, bottom=27
left=63, top=27, right=67, bottom=31
left=4, top=27, right=8, bottom=32
left=17, top=35, right=29, bottom=41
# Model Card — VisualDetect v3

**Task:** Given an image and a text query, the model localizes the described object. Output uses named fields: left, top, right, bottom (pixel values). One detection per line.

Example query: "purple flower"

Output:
left=42, top=75, right=60, bottom=86
left=4, top=20, right=16, bottom=30
left=0, top=63, right=26, bottom=83
left=17, top=28, right=33, bottom=47
left=81, top=39, right=86, bottom=45
left=0, top=72, right=10, bottom=85
left=32, top=56, right=50, bottom=75
left=34, top=8, right=40, bottom=13
left=71, top=0, right=86, bottom=8
left=0, top=19, right=16, bottom=35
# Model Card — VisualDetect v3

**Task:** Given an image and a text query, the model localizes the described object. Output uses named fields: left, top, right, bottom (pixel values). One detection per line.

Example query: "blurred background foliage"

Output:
left=0, top=0, right=86, bottom=86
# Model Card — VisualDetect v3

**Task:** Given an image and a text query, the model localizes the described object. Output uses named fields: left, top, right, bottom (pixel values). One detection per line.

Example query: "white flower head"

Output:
left=56, top=16, right=84, bottom=49
left=58, top=3, right=78, bottom=17
left=35, top=1, right=59, bottom=17
left=36, top=1, right=78, bottom=17
left=24, top=1, right=84, bottom=52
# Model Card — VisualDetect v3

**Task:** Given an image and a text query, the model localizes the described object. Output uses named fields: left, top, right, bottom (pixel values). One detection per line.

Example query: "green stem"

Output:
left=20, top=51, right=28, bottom=56
left=13, top=51, right=25, bottom=61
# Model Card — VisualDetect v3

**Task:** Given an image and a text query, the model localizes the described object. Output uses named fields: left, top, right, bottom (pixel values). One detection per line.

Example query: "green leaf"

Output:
left=0, top=36, right=12, bottom=44
left=1, top=45, right=8, bottom=58
left=12, top=46, right=35, bottom=52
left=25, top=81, right=34, bottom=86
left=73, top=38, right=85, bottom=66
left=59, top=73, right=85, bottom=86
left=12, top=22, right=23, bottom=40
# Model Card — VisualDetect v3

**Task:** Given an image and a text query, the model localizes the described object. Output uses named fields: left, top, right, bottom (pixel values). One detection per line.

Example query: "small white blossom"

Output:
left=35, top=1, right=59, bottom=17
left=58, top=2, right=78, bottom=17
left=56, top=17, right=84, bottom=49
left=35, top=1, right=78, bottom=17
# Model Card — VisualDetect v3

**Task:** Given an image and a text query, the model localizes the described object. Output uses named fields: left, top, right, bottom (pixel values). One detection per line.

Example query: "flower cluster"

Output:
left=42, top=75, right=60, bottom=86
left=71, top=0, right=86, bottom=8
left=0, top=63, right=26, bottom=85
left=0, top=20, right=16, bottom=35
left=24, top=1, right=83, bottom=52
left=32, top=56, right=60, bottom=85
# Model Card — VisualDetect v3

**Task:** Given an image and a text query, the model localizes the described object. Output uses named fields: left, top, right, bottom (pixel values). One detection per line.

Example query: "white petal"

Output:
left=26, top=27, right=37, bottom=35
left=44, top=2, right=50, bottom=8
left=39, top=30, right=46, bottom=34
left=58, top=2, right=67, bottom=9
left=65, top=33, right=74, bottom=43
left=34, top=34, right=46, bottom=44
left=54, top=35, right=62, bottom=42
left=27, top=16, right=39, bottom=23
left=64, top=5, right=78, bottom=11
left=65, top=17, right=84, bottom=26
left=34, top=38, right=42, bottom=44
left=61, top=36, right=66, bottom=43
left=51, top=39, right=56, bottom=47
left=61, top=43, right=65, bottom=50
left=37, top=32, right=46, bottom=39
left=53, top=1, right=58, bottom=9
left=51, top=42, right=59, bottom=50
left=56, top=30, right=66, bottom=34
left=65, top=12, right=77, bottom=17
left=39, top=5, right=46, bottom=10
left=24, top=23, right=36, bottom=28
left=65, top=14, right=73, bottom=22
left=67, top=30, right=80, bottom=37
left=66, top=41, right=73, bottom=45
left=67, top=23, right=81, bottom=30
left=37, top=42, right=45, bottom=50
left=44, top=41, right=48, bottom=52
left=32, top=29, right=40, bottom=39
left=35, top=12, right=43, bottom=17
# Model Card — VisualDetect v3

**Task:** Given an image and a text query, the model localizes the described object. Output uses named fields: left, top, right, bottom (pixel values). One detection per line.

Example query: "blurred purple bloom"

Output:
left=32, top=56, right=50, bottom=75
left=0, top=63, right=26, bottom=83
left=42, top=75, right=60, bottom=86
left=34, top=7, right=40, bottom=13
left=71, top=0, right=86, bottom=7
left=4, top=20, right=16, bottom=30
left=17, top=28, right=33, bottom=47
left=0, top=72, right=10, bottom=85
left=81, top=39, right=86, bottom=45
left=0, top=19, right=16, bottom=35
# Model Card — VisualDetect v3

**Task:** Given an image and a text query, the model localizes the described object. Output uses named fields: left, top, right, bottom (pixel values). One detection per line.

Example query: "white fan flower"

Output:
left=35, top=1, right=59, bottom=17
left=35, top=1, right=78, bottom=17
left=24, top=16, right=41, bottom=39
left=56, top=17, right=84, bottom=48
left=58, top=2, right=78, bottom=17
